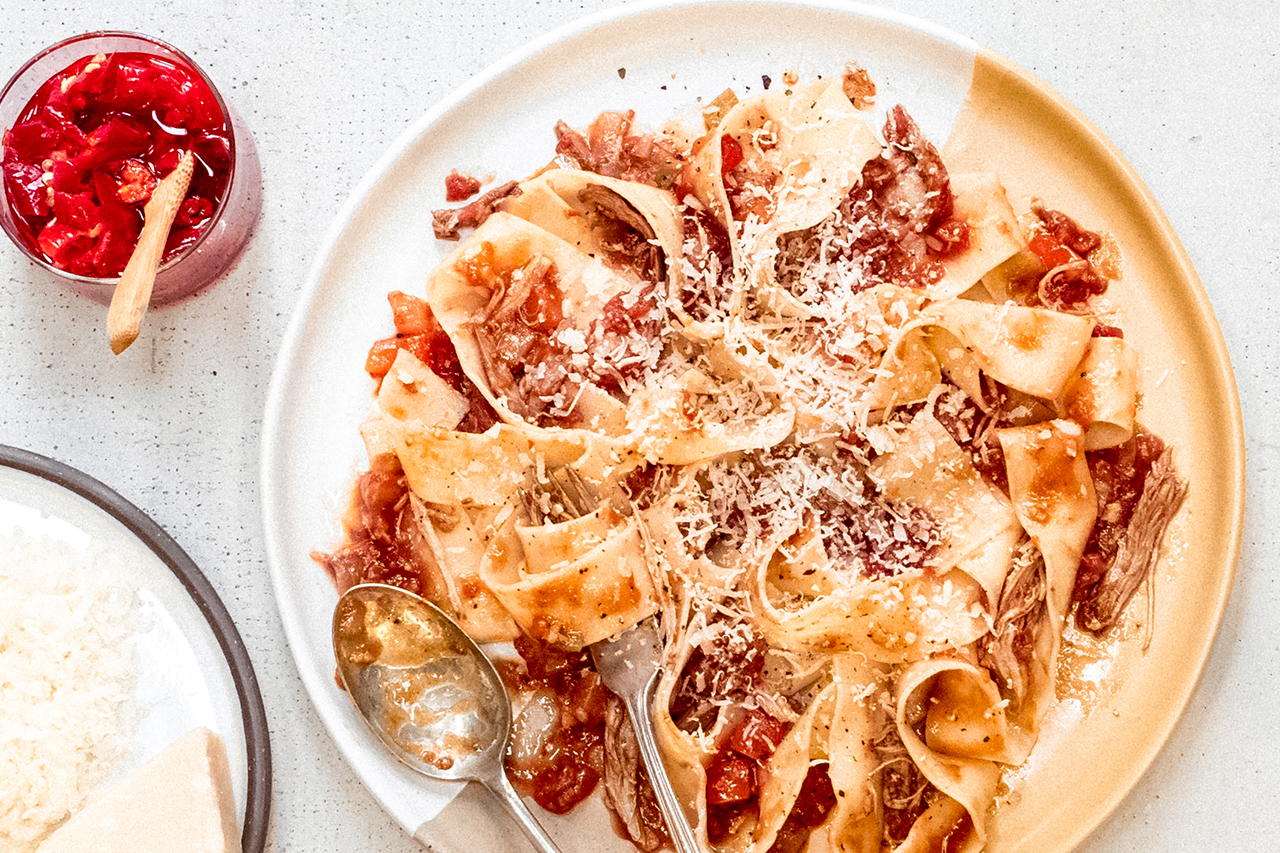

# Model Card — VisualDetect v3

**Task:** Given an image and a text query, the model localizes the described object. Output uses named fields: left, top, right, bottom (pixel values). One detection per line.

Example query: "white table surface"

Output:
left=0, top=1, right=1274, bottom=851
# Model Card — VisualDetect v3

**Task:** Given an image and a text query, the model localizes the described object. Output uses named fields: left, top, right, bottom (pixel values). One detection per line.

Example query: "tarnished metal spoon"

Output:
left=332, top=583, right=562, bottom=853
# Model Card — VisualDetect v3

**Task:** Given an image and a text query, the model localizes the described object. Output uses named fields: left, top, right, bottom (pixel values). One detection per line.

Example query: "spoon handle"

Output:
left=483, top=770, right=564, bottom=853
left=624, top=682, right=702, bottom=853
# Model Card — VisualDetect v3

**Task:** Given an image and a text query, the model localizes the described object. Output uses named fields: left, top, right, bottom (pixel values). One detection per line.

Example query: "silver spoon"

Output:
left=332, top=582, right=562, bottom=853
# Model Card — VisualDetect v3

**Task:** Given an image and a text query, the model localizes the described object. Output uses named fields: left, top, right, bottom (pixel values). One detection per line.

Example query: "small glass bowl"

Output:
left=0, top=31, right=261, bottom=306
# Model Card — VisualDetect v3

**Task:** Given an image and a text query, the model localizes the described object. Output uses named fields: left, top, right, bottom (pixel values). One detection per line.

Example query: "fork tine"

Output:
left=520, top=465, right=597, bottom=525
left=557, top=467, right=596, bottom=517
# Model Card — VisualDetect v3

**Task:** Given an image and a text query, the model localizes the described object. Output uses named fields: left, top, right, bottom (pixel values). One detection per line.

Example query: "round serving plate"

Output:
left=260, top=2, right=1244, bottom=851
left=0, top=445, right=272, bottom=853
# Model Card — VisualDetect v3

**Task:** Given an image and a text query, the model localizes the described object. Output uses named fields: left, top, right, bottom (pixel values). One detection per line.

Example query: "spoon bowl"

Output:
left=332, top=583, right=562, bottom=853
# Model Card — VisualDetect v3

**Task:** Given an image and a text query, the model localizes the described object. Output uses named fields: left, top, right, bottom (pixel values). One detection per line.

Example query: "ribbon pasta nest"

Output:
left=318, top=63, right=1188, bottom=853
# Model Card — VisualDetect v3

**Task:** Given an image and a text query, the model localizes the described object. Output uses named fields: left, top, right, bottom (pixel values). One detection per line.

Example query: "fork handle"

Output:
left=625, top=680, right=702, bottom=853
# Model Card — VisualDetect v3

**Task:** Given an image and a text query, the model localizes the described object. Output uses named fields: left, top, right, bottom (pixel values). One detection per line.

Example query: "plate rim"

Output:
left=260, top=1, right=1245, bottom=850
left=0, top=443, right=273, bottom=853
left=947, top=45, right=1247, bottom=849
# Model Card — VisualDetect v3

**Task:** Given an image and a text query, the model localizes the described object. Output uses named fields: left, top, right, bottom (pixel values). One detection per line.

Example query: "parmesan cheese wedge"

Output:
left=37, top=727, right=241, bottom=853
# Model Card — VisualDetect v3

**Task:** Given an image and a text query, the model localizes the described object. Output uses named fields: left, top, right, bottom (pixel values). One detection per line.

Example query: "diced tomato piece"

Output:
left=367, top=328, right=468, bottom=391
left=706, top=802, right=754, bottom=846
left=929, top=217, right=971, bottom=259
left=1027, top=232, right=1079, bottom=271
left=387, top=291, right=432, bottom=336
left=444, top=171, right=482, bottom=202
left=1092, top=323, right=1124, bottom=338
left=727, top=708, right=791, bottom=762
left=1037, top=206, right=1102, bottom=255
left=706, top=754, right=755, bottom=805
left=566, top=669, right=610, bottom=726
left=532, top=759, right=600, bottom=815
left=365, top=336, right=402, bottom=377
left=399, top=333, right=446, bottom=376
left=789, top=764, right=837, bottom=827
left=720, top=134, right=744, bottom=173
left=522, top=278, right=564, bottom=333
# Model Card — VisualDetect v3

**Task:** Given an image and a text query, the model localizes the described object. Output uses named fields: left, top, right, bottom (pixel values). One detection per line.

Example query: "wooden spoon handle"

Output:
left=107, top=150, right=196, bottom=354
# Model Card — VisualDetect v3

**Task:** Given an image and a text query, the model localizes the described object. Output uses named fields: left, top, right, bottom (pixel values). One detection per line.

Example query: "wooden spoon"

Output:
left=107, top=150, right=196, bottom=354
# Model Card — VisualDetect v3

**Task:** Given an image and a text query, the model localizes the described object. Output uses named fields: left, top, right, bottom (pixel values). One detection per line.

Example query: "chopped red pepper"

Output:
left=116, top=159, right=156, bottom=204
left=175, top=196, right=214, bottom=228
left=2, top=51, right=231, bottom=277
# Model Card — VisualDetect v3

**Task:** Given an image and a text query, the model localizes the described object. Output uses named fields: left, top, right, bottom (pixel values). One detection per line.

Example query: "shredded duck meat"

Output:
left=874, top=727, right=928, bottom=847
left=602, top=698, right=671, bottom=852
left=555, top=111, right=683, bottom=189
left=981, top=538, right=1047, bottom=699
left=577, top=183, right=665, bottom=283
left=432, top=179, right=522, bottom=239
left=468, top=254, right=581, bottom=422
left=774, top=104, right=969, bottom=299
left=1076, top=447, right=1188, bottom=633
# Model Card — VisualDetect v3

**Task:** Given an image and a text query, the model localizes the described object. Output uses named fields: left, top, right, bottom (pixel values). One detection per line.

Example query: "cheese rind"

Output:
left=36, top=727, right=241, bottom=853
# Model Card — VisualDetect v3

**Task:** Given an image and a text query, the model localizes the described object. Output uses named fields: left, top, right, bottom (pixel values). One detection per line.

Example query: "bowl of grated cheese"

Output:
left=0, top=444, right=271, bottom=853
left=0, top=530, right=143, bottom=853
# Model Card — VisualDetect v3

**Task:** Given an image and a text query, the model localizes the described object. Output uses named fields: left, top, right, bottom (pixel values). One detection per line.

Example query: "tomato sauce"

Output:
left=312, top=452, right=437, bottom=598
left=2, top=51, right=231, bottom=277
left=501, top=635, right=610, bottom=814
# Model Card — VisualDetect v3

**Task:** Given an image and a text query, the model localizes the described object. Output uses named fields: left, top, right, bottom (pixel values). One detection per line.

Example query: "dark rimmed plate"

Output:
left=0, top=444, right=271, bottom=853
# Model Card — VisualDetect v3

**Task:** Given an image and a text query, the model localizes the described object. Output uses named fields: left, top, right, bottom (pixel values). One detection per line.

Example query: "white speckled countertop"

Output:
left=0, top=1, right=1275, bottom=850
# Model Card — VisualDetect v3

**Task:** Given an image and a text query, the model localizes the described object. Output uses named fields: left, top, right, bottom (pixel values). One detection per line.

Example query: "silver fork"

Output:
left=591, top=619, right=701, bottom=853
left=518, top=469, right=700, bottom=853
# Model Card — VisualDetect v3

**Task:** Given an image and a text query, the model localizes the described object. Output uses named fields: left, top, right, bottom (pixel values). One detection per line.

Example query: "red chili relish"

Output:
left=2, top=51, right=231, bottom=277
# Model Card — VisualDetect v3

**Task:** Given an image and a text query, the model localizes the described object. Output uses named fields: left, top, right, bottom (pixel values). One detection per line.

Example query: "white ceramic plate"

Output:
left=0, top=445, right=272, bottom=853
left=260, top=2, right=1243, bottom=851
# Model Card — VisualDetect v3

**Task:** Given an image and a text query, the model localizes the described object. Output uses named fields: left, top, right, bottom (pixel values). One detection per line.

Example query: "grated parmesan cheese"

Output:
left=0, top=530, right=141, bottom=853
